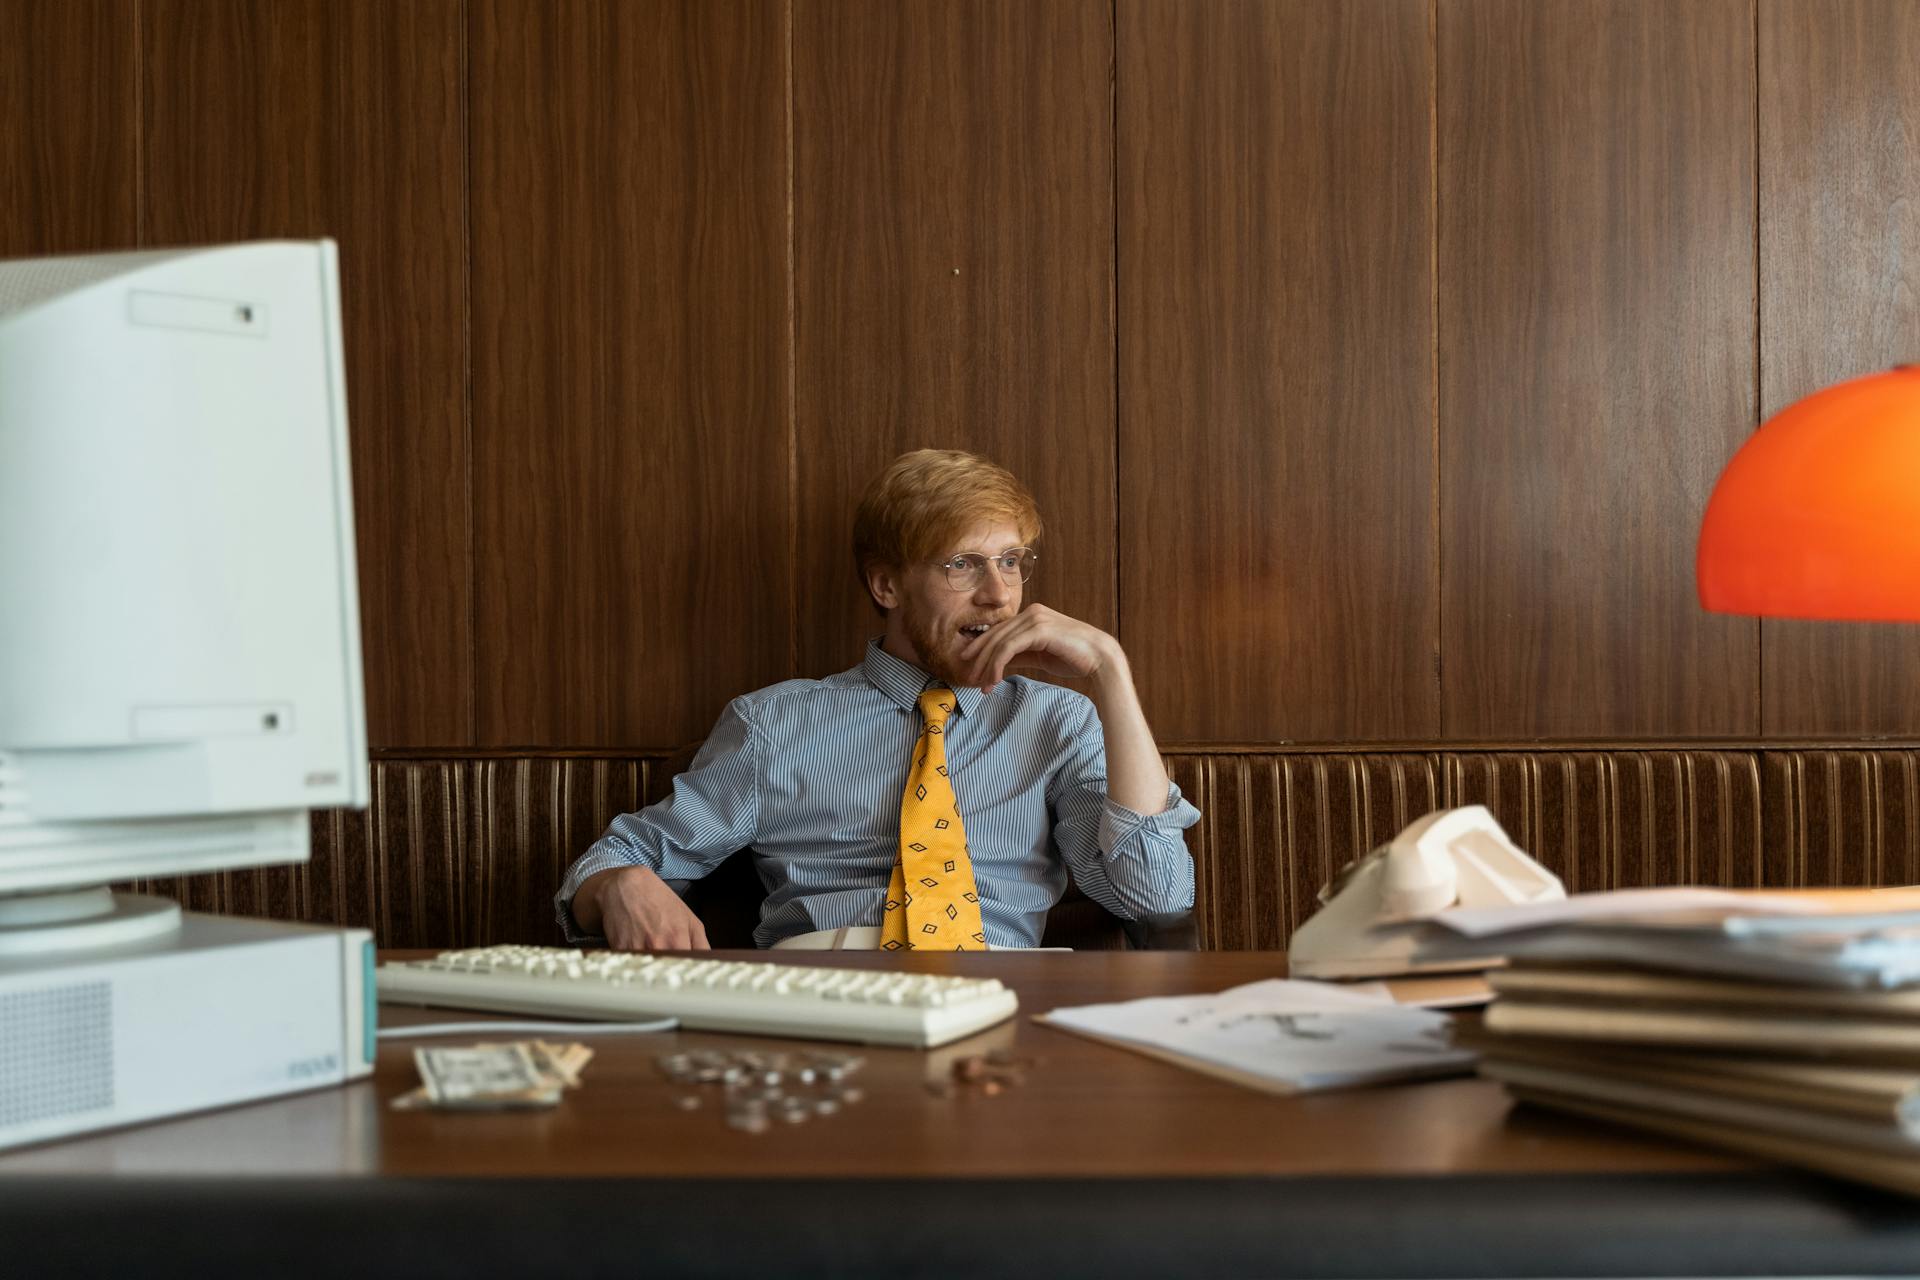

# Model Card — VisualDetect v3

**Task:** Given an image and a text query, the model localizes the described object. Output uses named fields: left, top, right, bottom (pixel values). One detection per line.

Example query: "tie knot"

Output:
left=917, top=686, right=956, bottom=728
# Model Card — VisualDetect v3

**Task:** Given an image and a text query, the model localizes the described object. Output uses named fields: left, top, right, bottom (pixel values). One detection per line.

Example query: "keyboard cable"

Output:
left=376, top=1017, right=679, bottom=1039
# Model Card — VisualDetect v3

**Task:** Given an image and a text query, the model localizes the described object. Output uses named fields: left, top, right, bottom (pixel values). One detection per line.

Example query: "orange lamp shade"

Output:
left=1698, top=365, right=1920, bottom=621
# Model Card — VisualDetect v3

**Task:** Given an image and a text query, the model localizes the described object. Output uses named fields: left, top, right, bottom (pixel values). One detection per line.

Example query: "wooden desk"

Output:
left=3, top=951, right=1918, bottom=1277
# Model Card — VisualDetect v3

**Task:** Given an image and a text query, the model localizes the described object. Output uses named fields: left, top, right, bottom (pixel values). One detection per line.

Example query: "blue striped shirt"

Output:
left=556, top=639, right=1199, bottom=948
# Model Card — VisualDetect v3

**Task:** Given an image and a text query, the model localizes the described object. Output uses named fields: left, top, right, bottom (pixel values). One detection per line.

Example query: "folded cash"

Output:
left=528, top=1039, right=594, bottom=1088
left=391, top=1040, right=596, bottom=1111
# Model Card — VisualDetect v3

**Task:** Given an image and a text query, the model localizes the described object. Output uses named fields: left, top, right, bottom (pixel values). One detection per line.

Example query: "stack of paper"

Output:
left=1435, top=888, right=1920, bottom=1197
left=1035, top=978, right=1476, bottom=1095
left=1421, top=887, right=1920, bottom=989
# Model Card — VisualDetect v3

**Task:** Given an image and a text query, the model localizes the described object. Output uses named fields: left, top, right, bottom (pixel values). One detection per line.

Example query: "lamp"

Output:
left=1698, top=365, right=1920, bottom=621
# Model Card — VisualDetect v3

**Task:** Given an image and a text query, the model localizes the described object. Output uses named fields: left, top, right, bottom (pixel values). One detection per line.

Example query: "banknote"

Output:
left=406, top=1043, right=565, bottom=1110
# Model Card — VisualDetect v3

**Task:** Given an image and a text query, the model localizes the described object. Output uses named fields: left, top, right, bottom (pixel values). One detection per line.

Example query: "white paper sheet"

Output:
left=1036, top=978, right=1475, bottom=1093
left=1431, top=888, right=1828, bottom=938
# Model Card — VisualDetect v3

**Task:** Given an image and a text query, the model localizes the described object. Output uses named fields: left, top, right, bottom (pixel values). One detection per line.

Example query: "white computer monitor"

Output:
left=0, top=240, right=369, bottom=952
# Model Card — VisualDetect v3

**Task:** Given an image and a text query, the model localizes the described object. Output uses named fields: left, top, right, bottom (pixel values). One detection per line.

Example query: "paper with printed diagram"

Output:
left=1034, top=978, right=1475, bottom=1095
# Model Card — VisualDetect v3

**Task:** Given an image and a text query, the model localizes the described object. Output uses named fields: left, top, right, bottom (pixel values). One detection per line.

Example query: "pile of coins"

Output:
left=927, top=1047, right=1034, bottom=1099
left=656, top=1049, right=867, bottom=1134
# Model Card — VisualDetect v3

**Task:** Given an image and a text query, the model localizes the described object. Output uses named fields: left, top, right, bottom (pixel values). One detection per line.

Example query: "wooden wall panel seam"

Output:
left=451, top=762, right=470, bottom=948
left=1351, top=758, right=1372, bottom=889
left=460, top=0, right=477, bottom=750
left=1820, top=752, right=1840, bottom=886
left=1780, top=752, right=1804, bottom=887
left=1687, top=753, right=1704, bottom=883
left=1867, top=753, right=1885, bottom=887
left=1688, top=754, right=1705, bottom=884
left=1598, top=754, right=1617, bottom=892
left=783, top=0, right=798, bottom=687
left=1430, top=0, right=1444, bottom=744
left=371, top=762, right=389, bottom=939
left=1750, top=0, right=1762, bottom=743
left=1557, top=754, right=1582, bottom=893
left=404, top=767, right=424, bottom=945
left=1903, top=759, right=1920, bottom=886
left=1107, top=0, right=1123, bottom=673
left=133, top=0, right=145, bottom=247
left=1635, top=754, right=1655, bottom=889
left=545, top=761, right=564, bottom=949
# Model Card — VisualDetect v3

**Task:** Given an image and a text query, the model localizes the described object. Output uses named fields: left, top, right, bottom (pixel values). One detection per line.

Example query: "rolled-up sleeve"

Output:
left=553, top=698, right=761, bottom=941
left=1047, top=698, right=1198, bottom=920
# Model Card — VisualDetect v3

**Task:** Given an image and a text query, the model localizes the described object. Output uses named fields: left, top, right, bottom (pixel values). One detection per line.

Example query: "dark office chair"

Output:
left=675, top=850, right=1196, bottom=951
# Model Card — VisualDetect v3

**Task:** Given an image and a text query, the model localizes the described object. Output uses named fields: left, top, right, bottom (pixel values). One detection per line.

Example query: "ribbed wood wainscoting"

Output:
left=131, top=747, right=1920, bottom=950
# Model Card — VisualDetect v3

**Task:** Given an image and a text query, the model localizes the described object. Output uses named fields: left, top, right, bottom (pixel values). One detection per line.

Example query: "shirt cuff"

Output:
left=1096, top=780, right=1201, bottom=851
left=552, top=843, right=652, bottom=943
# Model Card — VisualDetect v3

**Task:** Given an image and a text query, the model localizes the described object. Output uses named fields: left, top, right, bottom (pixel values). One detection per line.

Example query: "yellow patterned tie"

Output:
left=879, top=687, right=987, bottom=950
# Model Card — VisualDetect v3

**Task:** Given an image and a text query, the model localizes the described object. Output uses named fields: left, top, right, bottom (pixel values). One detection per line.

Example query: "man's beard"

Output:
left=902, top=606, right=970, bottom=688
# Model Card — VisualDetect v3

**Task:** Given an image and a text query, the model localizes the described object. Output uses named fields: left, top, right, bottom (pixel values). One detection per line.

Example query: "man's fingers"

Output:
left=691, top=919, right=711, bottom=950
left=965, top=618, right=1025, bottom=685
left=979, top=625, right=1039, bottom=687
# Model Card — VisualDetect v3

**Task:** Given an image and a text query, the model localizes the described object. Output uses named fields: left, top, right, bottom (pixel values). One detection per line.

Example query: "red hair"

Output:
left=852, top=450, right=1042, bottom=606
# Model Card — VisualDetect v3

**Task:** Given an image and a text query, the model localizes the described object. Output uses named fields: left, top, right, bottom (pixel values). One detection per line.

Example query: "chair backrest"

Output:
left=675, top=851, right=764, bottom=948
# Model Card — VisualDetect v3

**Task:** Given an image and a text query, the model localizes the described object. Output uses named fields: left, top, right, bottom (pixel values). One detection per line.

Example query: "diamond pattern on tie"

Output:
left=878, top=685, right=988, bottom=952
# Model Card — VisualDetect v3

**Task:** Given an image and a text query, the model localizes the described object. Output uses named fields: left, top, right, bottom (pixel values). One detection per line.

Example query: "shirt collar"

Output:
left=861, top=638, right=985, bottom=719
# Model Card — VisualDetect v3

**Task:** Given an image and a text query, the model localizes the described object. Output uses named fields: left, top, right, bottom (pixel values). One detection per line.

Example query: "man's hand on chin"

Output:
left=955, top=604, right=1128, bottom=694
left=959, top=605, right=1171, bottom=817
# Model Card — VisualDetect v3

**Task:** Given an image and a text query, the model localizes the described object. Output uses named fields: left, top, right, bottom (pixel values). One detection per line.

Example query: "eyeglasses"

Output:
left=936, top=547, right=1037, bottom=592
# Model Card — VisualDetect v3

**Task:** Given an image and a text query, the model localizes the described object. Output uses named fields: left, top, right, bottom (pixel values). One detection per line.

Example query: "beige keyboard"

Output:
left=377, top=945, right=1019, bottom=1048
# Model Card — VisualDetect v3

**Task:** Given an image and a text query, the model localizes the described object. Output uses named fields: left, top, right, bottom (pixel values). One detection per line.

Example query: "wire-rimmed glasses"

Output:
left=937, top=547, right=1037, bottom=592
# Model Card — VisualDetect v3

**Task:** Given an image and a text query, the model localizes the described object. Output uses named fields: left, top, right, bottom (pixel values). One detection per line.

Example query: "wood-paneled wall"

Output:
left=1438, top=0, right=1759, bottom=740
left=5, top=0, right=1918, bottom=752
left=794, top=0, right=1118, bottom=677
left=138, top=0, right=473, bottom=746
left=468, top=0, right=791, bottom=747
left=1120, top=0, right=1438, bottom=744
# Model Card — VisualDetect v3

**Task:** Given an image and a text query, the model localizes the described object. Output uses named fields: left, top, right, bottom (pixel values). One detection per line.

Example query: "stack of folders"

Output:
left=1439, top=894, right=1920, bottom=1198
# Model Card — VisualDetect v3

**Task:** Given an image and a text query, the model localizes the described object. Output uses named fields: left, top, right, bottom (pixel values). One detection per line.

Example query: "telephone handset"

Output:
left=1288, top=805, right=1565, bottom=979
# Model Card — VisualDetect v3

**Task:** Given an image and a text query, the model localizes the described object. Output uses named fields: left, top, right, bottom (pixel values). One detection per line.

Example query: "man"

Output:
left=556, top=449, right=1197, bottom=950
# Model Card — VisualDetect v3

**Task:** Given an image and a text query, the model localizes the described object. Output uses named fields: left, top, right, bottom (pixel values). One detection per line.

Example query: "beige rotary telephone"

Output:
left=1287, top=805, right=1565, bottom=979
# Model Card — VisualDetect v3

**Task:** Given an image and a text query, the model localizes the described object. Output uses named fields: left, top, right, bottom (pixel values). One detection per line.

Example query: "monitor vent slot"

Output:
left=0, top=751, right=23, bottom=824
left=0, top=249, right=180, bottom=319
left=0, top=981, right=114, bottom=1130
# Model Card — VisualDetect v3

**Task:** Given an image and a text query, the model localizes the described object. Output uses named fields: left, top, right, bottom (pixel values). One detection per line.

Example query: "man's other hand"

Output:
left=576, top=864, right=711, bottom=951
